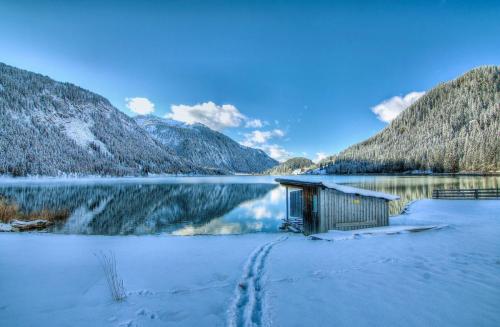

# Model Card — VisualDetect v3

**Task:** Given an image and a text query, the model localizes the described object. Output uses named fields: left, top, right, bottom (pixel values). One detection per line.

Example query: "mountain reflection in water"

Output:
left=0, top=183, right=282, bottom=235
left=0, top=175, right=497, bottom=235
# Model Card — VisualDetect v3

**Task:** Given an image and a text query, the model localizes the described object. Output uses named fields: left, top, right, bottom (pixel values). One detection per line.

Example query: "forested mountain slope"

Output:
left=320, top=66, right=500, bottom=174
left=265, top=157, right=314, bottom=175
left=135, top=115, right=278, bottom=174
left=0, top=63, right=202, bottom=176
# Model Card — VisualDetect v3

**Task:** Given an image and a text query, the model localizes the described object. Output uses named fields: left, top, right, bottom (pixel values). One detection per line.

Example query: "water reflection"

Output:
left=172, top=186, right=286, bottom=235
left=0, top=183, right=280, bottom=235
left=0, top=175, right=498, bottom=235
left=347, top=176, right=500, bottom=215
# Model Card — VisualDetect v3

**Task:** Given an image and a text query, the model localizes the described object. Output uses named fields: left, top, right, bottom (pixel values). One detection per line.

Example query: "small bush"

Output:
left=95, top=251, right=127, bottom=302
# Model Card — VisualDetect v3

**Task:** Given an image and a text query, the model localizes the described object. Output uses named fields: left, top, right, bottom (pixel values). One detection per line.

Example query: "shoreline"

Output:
left=0, top=172, right=498, bottom=181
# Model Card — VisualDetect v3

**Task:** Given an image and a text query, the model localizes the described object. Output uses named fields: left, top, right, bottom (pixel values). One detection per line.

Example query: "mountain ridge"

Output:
left=316, top=66, right=500, bottom=174
left=134, top=115, right=278, bottom=174
left=0, top=62, right=276, bottom=176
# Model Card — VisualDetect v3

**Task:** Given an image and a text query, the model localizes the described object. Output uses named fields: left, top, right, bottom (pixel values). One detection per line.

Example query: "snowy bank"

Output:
left=1, top=200, right=499, bottom=327
left=309, top=224, right=447, bottom=241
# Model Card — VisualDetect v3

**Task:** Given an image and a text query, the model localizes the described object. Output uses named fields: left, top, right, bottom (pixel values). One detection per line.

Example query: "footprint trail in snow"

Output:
left=227, top=236, right=288, bottom=327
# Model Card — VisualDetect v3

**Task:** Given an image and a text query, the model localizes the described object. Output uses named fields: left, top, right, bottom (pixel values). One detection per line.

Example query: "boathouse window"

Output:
left=289, top=189, right=303, bottom=218
left=312, top=194, right=318, bottom=213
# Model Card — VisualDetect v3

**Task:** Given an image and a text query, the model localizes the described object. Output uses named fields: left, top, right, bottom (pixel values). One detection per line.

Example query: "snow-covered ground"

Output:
left=0, top=200, right=499, bottom=326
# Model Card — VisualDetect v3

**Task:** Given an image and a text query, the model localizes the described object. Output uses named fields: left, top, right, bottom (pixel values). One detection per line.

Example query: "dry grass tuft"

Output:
left=0, top=198, right=19, bottom=223
left=95, top=251, right=127, bottom=302
left=0, top=196, right=69, bottom=224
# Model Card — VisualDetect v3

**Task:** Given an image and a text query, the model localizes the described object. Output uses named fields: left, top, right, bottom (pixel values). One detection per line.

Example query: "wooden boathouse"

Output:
left=276, top=178, right=400, bottom=235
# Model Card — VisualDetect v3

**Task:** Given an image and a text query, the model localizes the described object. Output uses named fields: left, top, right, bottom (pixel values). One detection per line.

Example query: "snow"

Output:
left=63, top=119, right=97, bottom=147
left=0, top=233, right=274, bottom=327
left=268, top=200, right=500, bottom=326
left=9, top=219, right=51, bottom=230
left=0, top=223, right=13, bottom=232
left=310, top=224, right=447, bottom=241
left=10, top=219, right=48, bottom=226
left=63, top=119, right=111, bottom=155
left=1, top=200, right=499, bottom=326
left=276, top=177, right=400, bottom=200
left=135, top=115, right=188, bottom=128
left=322, top=181, right=400, bottom=200
left=310, top=168, right=326, bottom=175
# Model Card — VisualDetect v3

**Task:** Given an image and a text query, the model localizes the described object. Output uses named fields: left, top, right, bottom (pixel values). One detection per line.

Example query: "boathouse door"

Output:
left=302, top=186, right=319, bottom=235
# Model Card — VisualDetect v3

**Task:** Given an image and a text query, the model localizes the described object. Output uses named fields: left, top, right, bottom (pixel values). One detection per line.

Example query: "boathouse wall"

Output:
left=319, top=188, right=389, bottom=232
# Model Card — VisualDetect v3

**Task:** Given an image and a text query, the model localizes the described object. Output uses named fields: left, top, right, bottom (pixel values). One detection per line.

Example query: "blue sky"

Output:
left=1, top=0, right=499, bottom=161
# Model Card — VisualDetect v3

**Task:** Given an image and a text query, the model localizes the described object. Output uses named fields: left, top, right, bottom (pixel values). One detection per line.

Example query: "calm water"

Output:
left=0, top=175, right=498, bottom=235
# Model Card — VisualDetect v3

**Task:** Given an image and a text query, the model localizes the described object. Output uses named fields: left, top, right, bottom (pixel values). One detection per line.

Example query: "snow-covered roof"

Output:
left=275, top=178, right=400, bottom=201
left=322, top=182, right=400, bottom=200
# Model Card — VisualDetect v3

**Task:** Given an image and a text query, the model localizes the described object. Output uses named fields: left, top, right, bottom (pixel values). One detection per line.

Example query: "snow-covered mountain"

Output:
left=0, top=63, right=208, bottom=176
left=0, top=63, right=276, bottom=176
left=135, top=115, right=278, bottom=174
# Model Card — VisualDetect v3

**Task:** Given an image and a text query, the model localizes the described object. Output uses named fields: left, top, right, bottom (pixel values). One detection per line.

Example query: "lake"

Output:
left=0, top=175, right=498, bottom=235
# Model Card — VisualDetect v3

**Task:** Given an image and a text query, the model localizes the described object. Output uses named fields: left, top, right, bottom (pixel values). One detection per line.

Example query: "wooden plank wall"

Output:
left=319, top=189, right=388, bottom=232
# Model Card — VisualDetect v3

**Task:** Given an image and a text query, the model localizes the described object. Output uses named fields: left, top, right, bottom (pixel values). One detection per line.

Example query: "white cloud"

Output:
left=241, top=131, right=269, bottom=145
left=240, top=129, right=285, bottom=147
left=273, top=129, right=285, bottom=137
left=166, top=101, right=245, bottom=131
left=245, top=119, right=264, bottom=128
left=371, top=91, right=425, bottom=123
left=264, top=144, right=291, bottom=162
left=165, top=101, right=267, bottom=131
left=240, top=129, right=290, bottom=162
left=314, top=152, right=328, bottom=163
left=126, top=97, right=155, bottom=115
